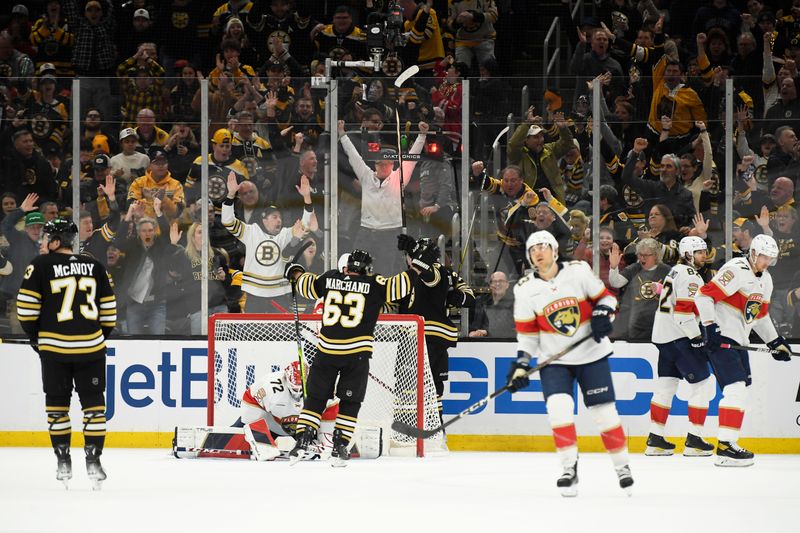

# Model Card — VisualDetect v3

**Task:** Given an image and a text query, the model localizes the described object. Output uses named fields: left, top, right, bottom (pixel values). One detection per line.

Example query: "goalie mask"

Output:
left=678, top=236, right=707, bottom=268
left=43, top=218, right=79, bottom=249
left=347, top=249, right=373, bottom=275
left=284, top=361, right=305, bottom=399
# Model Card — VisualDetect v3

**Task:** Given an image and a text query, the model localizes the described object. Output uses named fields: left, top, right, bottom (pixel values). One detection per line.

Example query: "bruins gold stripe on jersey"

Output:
left=424, top=320, right=459, bottom=343
left=296, top=272, right=319, bottom=300
left=16, top=288, right=43, bottom=321
left=223, top=217, right=244, bottom=239
left=317, top=333, right=375, bottom=356
left=385, top=271, right=411, bottom=302
left=38, top=329, right=106, bottom=355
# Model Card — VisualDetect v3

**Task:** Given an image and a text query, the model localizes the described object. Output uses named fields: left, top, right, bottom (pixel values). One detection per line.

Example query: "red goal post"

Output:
left=207, top=313, right=445, bottom=457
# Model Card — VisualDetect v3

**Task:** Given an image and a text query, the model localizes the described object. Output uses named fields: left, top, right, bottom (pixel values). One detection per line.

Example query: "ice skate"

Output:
left=644, top=433, right=676, bottom=456
left=616, top=465, right=634, bottom=496
left=54, top=444, right=72, bottom=489
left=329, top=429, right=350, bottom=468
left=714, top=440, right=754, bottom=467
left=683, top=434, right=714, bottom=457
left=84, top=445, right=106, bottom=491
left=288, top=427, right=317, bottom=466
left=556, top=461, right=578, bottom=497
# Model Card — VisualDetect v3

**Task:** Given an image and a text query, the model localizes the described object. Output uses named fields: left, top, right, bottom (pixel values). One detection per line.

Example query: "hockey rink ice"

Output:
left=1, top=448, right=797, bottom=533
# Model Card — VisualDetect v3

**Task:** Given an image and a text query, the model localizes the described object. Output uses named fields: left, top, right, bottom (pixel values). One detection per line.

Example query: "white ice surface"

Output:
left=1, top=448, right=797, bottom=533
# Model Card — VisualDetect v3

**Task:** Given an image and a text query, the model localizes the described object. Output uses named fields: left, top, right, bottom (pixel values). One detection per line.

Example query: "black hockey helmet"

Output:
left=347, top=249, right=373, bottom=275
left=415, top=237, right=440, bottom=261
left=44, top=218, right=78, bottom=247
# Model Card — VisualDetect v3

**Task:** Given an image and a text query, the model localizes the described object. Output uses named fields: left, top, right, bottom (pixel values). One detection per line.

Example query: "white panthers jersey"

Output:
left=222, top=203, right=311, bottom=297
left=514, top=260, right=617, bottom=365
left=242, top=371, right=304, bottom=436
left=695, top=256, right=778, bottom=345
left=652, top=264, right=704, bottom=344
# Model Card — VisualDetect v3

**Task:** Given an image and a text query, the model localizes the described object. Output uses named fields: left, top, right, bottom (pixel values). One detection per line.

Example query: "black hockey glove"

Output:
left=284, top=262, right=306, bottom=281
left=689, top=336, right=707, bottom=357
left=701, top=322, right=723, bottom=352
left=767, top=337, right=792, bottom=362
left=506, top=354, right=532, bottom=392
left=590, top=305, right=614, bottom=342
left=397, top=234, right=417, bottom=254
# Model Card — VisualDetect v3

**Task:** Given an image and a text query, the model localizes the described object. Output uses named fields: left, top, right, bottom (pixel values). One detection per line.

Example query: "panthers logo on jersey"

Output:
left=744, top=294, right=763, bottom=323
left=544, top=297, right=581, bottom=336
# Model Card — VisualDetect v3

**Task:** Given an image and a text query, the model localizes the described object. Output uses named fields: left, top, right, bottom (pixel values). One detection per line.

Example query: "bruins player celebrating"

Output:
left=395, top=235, right=475, bottom=421
left=284, top=247, right=435, bottom=466
left=508, top=231, right=633, bottom=496
left=16, top=219, right=117, bottom=489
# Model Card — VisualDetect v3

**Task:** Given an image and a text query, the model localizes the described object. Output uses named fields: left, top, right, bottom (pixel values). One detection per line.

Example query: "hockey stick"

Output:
left=391, top=334, right=596, bottom=439
left=174, top=447, right=253, bottom=457
left=720, top=343, right=800, bottom=358
left=0, top=338, right=31, bottom=344
left=289, top=240, right=314, bottom=396
left=394, top=65, right=420, bottom=235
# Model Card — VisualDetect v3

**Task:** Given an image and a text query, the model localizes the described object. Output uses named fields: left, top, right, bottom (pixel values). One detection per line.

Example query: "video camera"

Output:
left=365, top=0, right=406, bottom=72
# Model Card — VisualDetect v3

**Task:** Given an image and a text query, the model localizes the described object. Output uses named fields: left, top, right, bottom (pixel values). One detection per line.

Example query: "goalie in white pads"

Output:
left=647, top=236, right=715, bottom=457
left=240, top=361, right=338, bottom=461
left=508, top=231, right=633, bottom=497
left=695, top=234, right=793, bottom=467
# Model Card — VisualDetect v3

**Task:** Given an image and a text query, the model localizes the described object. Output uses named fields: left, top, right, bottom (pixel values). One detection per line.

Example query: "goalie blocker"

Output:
left=172, top=425, right=384, bottom=461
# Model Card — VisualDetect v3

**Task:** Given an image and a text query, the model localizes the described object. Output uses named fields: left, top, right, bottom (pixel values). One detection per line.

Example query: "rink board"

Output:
left=1, top=339, right=799, bottom=452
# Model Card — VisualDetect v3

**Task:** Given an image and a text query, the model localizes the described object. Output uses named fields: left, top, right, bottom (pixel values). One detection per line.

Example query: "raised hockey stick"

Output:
left=289, top=240, right=314, bottom=396
left=394, top=65, right=420, bottom=235
left=720, top=343, right=800, bottom=358
left=392, top=334, right=596, bottom=439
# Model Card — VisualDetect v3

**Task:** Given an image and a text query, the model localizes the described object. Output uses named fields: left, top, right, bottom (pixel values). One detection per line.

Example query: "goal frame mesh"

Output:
left=207, top=313, right=432, bottom=457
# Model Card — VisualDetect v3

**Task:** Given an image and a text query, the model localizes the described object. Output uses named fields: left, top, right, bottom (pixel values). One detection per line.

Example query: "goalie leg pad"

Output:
left=350, top=426, right=383, bottom=459
left=244, top=420, right=281, bottom=461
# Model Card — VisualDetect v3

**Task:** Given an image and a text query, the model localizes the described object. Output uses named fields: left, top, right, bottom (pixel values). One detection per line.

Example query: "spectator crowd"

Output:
left=1, top=0, right=799, bottom=340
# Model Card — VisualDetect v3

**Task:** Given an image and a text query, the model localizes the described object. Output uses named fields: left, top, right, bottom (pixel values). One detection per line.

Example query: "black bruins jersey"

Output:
left=396, top=264, right=474, bottom=348
left=17, top=253, right=116, bottom=360
left=186, top=154, right=250, bottom=211
left=295, top=269, right=412, bottom=356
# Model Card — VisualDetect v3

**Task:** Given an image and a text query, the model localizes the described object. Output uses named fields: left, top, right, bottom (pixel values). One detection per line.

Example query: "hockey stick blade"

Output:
left=394, top=65, right=420, bottom=88
left=720, top=343, right=800, bottom=357
left=392, top=335, right=596, bottom=439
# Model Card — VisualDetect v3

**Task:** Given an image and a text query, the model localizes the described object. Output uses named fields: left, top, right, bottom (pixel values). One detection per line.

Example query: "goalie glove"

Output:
left=284, top=261, right=305, bottom=281
left=767, top=336, right=792, bottom=362
left=590, top=305, right=614, bottom=342
left=506, top=352, right=532, bottom=393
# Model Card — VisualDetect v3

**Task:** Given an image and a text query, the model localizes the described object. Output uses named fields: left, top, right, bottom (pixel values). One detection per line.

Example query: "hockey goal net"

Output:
left=208, top=313, right=445, bottom=457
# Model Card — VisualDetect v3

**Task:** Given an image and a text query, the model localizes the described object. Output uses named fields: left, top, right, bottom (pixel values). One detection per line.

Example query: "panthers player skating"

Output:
left=695, top=234, right=792, bottom=466
left=647, top=236, right=715, bottom=456
left=17, top=219, right=116, bottom=490
left=507, top=231, right=633, bottom=496
left=240, top=361, right=338, bottom=460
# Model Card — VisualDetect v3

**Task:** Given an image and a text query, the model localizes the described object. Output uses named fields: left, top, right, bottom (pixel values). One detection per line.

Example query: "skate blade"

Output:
left=329, top=456, right=348, bottom=468
left=59, top=479, right=70, bottom=490
left=623, top=486, right=633, bottom=497
left=683, top=448, right=713, bottom=457
left=90, top=479, right=104, bottom=491
left=714, top=456, right=754, bottom=467
left=644, top=446, right=674, bottom=456
left=559, top=486, right=578, bottom=497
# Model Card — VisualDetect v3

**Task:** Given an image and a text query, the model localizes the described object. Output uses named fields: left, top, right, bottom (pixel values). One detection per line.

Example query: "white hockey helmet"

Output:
left=678, top=236, right=707, bottom=266
left=337, top=253, right=351, bottom=272
left=749, top=233, right=779, bottom=266
left=284, top=361, right=305, bottom=398
left=526, top=230, right=559, bottom=265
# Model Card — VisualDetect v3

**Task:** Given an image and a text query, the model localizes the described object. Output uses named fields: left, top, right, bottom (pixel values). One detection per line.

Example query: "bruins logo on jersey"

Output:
left=255, top=240, right=281, bottom=267
left=172, top=11, right=190, bottom=29
left=638, top=281, right=659, bottom=300
left=30, top=113, right=53, bottom=139
left=744, top=294, right=763, bottom=323
left=0, top=63, right=12, bottom=77
left=544, top=297, right=581, bottom=336
left=208, top=172, right=227, bottom=202
left=622, top=185, right=643, bottom=208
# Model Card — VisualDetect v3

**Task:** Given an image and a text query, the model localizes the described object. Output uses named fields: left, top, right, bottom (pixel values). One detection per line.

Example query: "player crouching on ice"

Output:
left=507, top=231, right=633, bottom=497
left=240, top=361, right=339, bottom=461
left=695, top=234, right=793, bottom=467
left=646, top=236, right=716, bottom=457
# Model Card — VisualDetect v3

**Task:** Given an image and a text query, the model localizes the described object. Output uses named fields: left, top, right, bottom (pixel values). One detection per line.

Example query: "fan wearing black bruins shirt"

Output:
left=16, top=219, right=116, bottom=490
left=284, top=247, right=433, bottom=465
left=394, top=236, right=475, bottom=417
